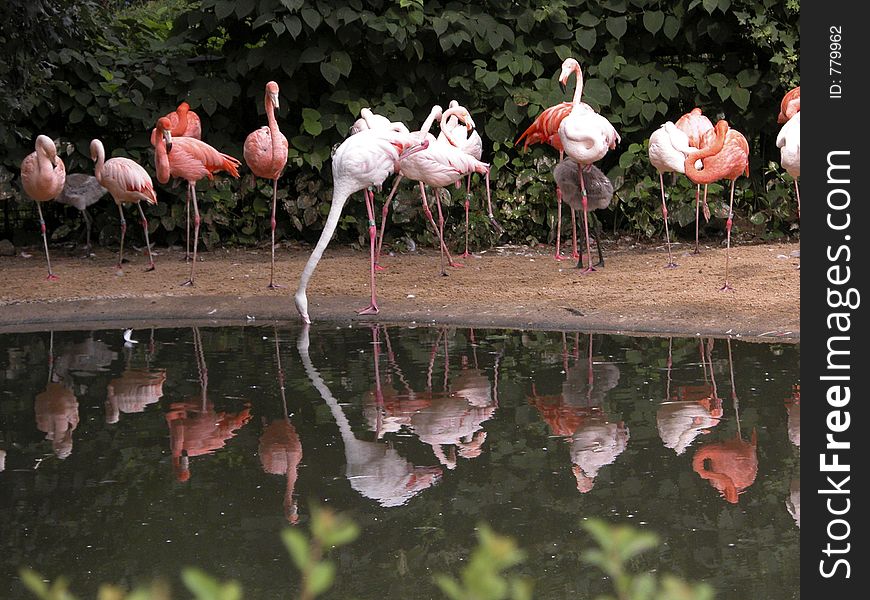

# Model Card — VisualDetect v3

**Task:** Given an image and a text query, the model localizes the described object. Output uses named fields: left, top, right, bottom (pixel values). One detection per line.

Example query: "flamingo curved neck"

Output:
left=571, top=65, right=585, bottom=105
left=92, top=142, right=106, bottom=183
left=419, top=108, right=442, bottom=138
left=266, top=95, right=279, bottom=167
left=684, top=125, right=728, bottom=183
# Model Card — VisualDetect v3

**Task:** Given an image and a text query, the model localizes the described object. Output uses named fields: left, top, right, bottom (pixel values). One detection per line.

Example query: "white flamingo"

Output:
left=776, top=111, right=800, bottom=219
left=557, top=58, right=620, bottom=273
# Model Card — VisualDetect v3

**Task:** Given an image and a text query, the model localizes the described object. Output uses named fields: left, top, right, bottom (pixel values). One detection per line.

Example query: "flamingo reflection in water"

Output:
left=656, top=337, right=724, bottom=455
left=165, top=328, right=252, bottom=482
left=258, top=328, right=303, bottom=524
left=105, top=330, right=165, bottom=424
left=34, top=332, right=79, bottom=460
left=785, top=384, right=799, bottom=528
left=363, top=326, right=500, bottom=470
left=298, top=324, right=442, bottom=508
left=691, top=339, right=758, bottom=504
left=528, top=333, right=627, bottom=493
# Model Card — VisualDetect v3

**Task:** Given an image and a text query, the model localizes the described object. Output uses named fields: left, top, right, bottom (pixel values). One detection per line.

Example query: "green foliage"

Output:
left=2, top=0, right=799, bottom=250
left=582, top=519, right=715, bottom=600
left=434, top=524, right=533, bottom=600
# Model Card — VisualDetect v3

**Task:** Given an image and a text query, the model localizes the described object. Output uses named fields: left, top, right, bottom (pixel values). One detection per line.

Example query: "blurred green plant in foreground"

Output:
left=20, top=515, right=712, bottom=600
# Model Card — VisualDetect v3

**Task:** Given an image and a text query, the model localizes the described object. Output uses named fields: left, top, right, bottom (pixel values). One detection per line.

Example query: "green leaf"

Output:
left=643, top=11, right=664, bottom=34
left=320, top=62, right=340, bottom=85
left=331, top=51, right=352, bottom=76
left=707, top=72, right=728, bottom=88
left=307, top=562, right=336, bottom=597
left=577, top=13, right=601, bottom=27
left=702, top=0, right=718, bottom=13
left=663, top=15, right=680, bottom=39
left=282, top=529, right=310, bottom=568
left=136, top=74, right=154, bottom=90
left=284, top=15, right=302, bottom=38
left=582, top=79, right=612, bottom=107
left=641, top=102, right=657, bottom=122
left=299, top=46, right=325, bottom=63
left=301, top=8, right=322, bottom=30
left=731, top=86, right=750, bottom=110
left=736, top=68, right=760, bottom=87
left=234, top=0, right=255, bottom=18
left=214, top=1, right=235, bottom=20
left=751, top=212, right=767, bottom=225
left=576, top=28, right=597, bottom=51
left=606, top=16, right=628, bottom=39
left=181, top=567, right=222, bottom=598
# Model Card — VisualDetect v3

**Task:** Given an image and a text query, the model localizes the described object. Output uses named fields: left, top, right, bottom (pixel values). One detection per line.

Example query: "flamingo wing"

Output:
left=103, top=157, right=157, bottom=204
left=515, top=102, right=573, bottom=149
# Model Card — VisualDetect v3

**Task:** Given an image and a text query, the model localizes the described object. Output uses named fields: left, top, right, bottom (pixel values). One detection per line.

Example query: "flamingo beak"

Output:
left=559, top=81, right=567, bottom=94
left=270, top=91, right=280, bottom=110
left=163, top=129, right=173, bottom=153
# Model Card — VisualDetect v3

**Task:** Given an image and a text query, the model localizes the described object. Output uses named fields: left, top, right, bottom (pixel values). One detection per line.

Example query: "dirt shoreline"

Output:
left=0, top=240, right=800, bottom=342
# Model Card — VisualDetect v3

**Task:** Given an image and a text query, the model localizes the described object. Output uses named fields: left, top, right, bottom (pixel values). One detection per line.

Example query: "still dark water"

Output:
left=0, top=324, right=799, bottom=599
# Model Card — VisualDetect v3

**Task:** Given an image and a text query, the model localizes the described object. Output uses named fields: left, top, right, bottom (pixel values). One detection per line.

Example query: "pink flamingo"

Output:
left=152, top=116, right=241, bottom=286
left=438, top=100, right=501, bottom=256
left=350, top=107, right=409, bottom=135
left=294, top=127, right=429, bottom=323
left=19, top=135, right=66, bottom=280
left=647, top=121, right=693, bottom=267
left=557, top=58, right=620, bottom=273
left=675, top=108, right=714, bottom=254
left=684, top=120, right=750, bottom=291
left=163, top=101, right=202, bottom=139
left=777, top=111, right=800, bottom=219
left=163, top=102, right=203, bottom=260
left=384, top=105, right=494, bottom=276
left=244, top=81, right=289, bottom=289
left=515, top=59, right=579, bottom=261
left=777, top=86, right=800, bottom=124
left=90, top=139, right=158, bottom=273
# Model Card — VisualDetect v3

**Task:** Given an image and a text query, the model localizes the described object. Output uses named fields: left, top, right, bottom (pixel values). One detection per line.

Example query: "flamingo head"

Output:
left=157, top=117, right=174, bottom=152
left=36, top=135, right=58, bottom=167
left=558, top=57, right=582, bottom=93
left=89, top=138, right=103, bottom=162
left=266, top=80, right=280, bottom=109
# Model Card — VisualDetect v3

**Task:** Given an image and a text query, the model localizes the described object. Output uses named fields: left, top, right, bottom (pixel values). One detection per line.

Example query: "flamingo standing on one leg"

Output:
left=647, top=121, right=694, bottom=267
left=90, top=139, right=158, bottom=274
left=152, top=116, right=241, bottom=286
left=515, top=59, right=582, bottom=261
left=777, top=111, right=800, bottom=219
left=293, top=127, right=429, bottom=323
left=19, top=135, right=66, bottom=280
left=244, top=81, right=290, bottom=289
left=777, top=86, right=800, bottom=124
left=684, top=120, right=750, bottom=291
left=54, top=173, right=107, bottom=256
left=675, top=108, right=714, bottom=254
left=162, top=102, right=202, bottom=261
left=438, top=100, right=502, bottom=256
left=552, top=161, right=613, bottom=269
left=557, top=58, right=620, bottom=274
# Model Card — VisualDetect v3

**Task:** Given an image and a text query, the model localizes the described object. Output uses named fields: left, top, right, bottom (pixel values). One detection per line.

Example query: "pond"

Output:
left=0, top=324, right=799, bottom=599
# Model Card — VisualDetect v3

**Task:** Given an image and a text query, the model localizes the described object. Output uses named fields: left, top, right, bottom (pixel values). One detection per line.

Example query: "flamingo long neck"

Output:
left=266, top=94, right=279, bottom=167
left=153, top=130, right=171, bottom=184
left=571, top=65, right=585, bottom=105
left=36, top=139, right=55, bottom=177
left=419, top=108, right=441, bottom=137
left=295, top=183, right=353, bottom=316
left=92, top=142, right=106, bottom=185
left=176, top=106, right=189, bottom=136
left=684, top=123, right=728, bottom=183
left=296, top=326, right=355, bottom=443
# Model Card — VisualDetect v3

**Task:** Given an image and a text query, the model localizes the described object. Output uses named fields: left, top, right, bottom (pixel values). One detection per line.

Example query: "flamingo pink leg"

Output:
left=182, top=182, right=200, bottom=286
left=375, top=175, right=403, bottom=271
left=794, top=179, right=800, bottom=219
left=659, top=172, right=677, bottom=268
left=185, top=189, right=192, bottom=262
left=461, top=173, right=472, bottom=258
left=694, top=184, right=708, bottom=255
left=570, top=205, right=579, bottom=261
left=434, top=190, right=463, bottom=269
left=35, top=202, right=58, bottom=281
left=419, top=183, right=450, bottom=276
left=358, top=188, right=380, bottom=315
left=721, top=180, right=736, bottom=292
left=483, top=167, right=503, bottom=235
left=268, top=177, right=282, bottom=289
left=117, top=203, right=127, bottom=273
left=137, top=202, right=156, bottom=272
left=578, top=167, right=596, bottom=274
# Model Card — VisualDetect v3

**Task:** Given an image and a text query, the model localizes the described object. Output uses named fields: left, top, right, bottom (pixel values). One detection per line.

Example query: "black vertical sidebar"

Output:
left=802, top=1, right=867, bottom=596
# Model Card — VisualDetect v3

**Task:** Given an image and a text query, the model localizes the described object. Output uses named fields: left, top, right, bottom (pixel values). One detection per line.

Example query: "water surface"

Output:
left=0, top=324, right=799, bottom=599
